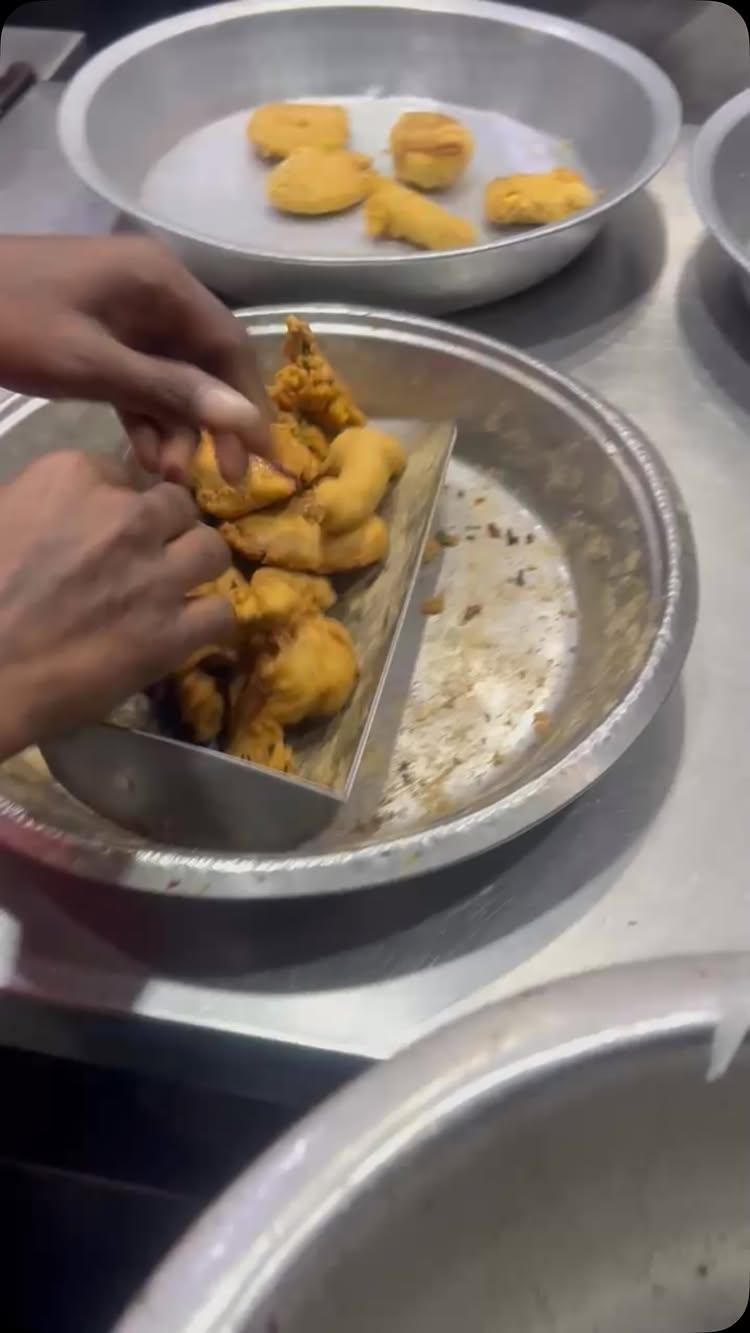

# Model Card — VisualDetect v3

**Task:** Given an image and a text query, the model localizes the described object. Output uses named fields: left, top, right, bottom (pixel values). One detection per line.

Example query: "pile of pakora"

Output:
left=167, top=317, right=405, bottom=775
left=245, top=100, right=596, bottom=251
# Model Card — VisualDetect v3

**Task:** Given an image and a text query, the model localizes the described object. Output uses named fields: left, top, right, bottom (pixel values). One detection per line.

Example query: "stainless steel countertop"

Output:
left=0, top=5, right=748, bottom=1104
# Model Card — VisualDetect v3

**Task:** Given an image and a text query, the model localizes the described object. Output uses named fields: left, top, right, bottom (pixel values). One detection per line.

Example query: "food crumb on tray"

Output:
left=421, top=593, right=445, bottom=616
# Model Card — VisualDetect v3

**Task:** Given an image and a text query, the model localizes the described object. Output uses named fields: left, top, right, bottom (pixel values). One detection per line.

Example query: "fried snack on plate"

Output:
left=247, top=102, right=348, bottom=159
left=255, top=615, right=358, bottom=724
left=241, top=569, right=336, bottom=625
left=190, top=432, right=295, bottom=520
left=222, top=509, right=324, bottom=571
left=365, top=179, right=477, bottom=251
left=317, top=514, right=389, bottom=573
left=484, top=167, right=595, bottom=226
left=271, top=316, right=365, bottom=436
left=267, top=147, right=372, bottom=216
left=390, top=111, right=474, bottom=190
left=228, top=710, right=294, bottom=771
left=228, top=615, right=358, bottom=771
left=193, top=565, right=335, bottom=625
left=301, top=426, right=406, bottom=533
left=222, top=510, right=389, bottom=574
left=273, top=413, right=328, bottom=485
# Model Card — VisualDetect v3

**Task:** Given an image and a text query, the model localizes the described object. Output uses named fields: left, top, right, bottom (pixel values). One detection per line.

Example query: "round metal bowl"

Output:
left=690, top=89, right=750, bottom=300
left=57, top=0, right=681, bottom=312
left=115, top=956, right=750, bottom=1333
left=0, top=308, right=696, bottom=898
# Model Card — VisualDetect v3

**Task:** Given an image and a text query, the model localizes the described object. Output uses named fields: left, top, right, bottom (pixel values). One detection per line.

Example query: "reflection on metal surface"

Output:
left=690, top=89, right=750, bottom=305
left=114, top=957, right=750, bottom=1333
left=0, top=308, right=696, bottom=899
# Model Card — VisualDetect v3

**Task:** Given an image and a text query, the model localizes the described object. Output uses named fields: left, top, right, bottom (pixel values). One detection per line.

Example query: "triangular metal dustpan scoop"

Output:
left=43, top=420, right=456, bottom=854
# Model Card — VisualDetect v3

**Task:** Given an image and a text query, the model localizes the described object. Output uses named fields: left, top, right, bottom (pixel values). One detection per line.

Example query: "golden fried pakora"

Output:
left=267, top=147, right=372, bottom=216
left=227, top=709, right=294, bottom=771
left=221, top=509, right=324, bottom=571
left=270, top=316, right=365, bottom=437
left=227, top=614, right=358, bottom=771
left=301, top=426, right=405, bottom=533
left=193, top=565, right=335, bottom=626
left=241, top=569, right=336, bottom=625
left=189, top=432, right=295, bottom=520
left=317, top=514, right=389, bottom=573
left=175, top=668, right=225, bottom=744
left=156, top=315, right=405, bottom=778
left=247, top=102, right=349, bottom=159
left=484, top=167, right=595, bottom=226
left=255, top=615, right=358, bottom=724
left=365, top=179, right=477, bottom=251
left=221, top=510, right=389, bottom=574
left=390, top=111, right=474, bottom=190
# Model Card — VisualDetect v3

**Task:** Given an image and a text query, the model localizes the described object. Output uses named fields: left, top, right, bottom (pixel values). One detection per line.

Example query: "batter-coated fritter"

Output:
left=484, top=167, right=595, bottom=226
left=254, top=615, right=358, bottom=725
left=318, top=515, right=389, bottom=574
left=222, top=510, right=323, bottom=571
left=227, top=711, right=294, bottom=772
left=267, top=147, right=372, bottom=216
left=241, top=569, right=336, bottom=625
left=302, top=426, right=406, bottom=533
left=228, top=614, right=358, bottom=771
left=272, top=414, right=328, bottom=486
left=190, top=432, right=295, bottom=520
left=365, top=179, right=477, bottom=251
left=247, top=102, right=348, bottom=159
left=221, top=510, right=389, bottom=574
left=194, top=566, right=335, bottom=626
left=175, top=668, right=225, bottom=744
left=270, top=316, right=365, bottom=437
left=390, top=111, right=474, bottom=190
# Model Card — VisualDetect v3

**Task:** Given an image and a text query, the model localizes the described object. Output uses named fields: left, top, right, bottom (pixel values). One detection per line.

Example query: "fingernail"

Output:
left=213, top=431, right=248, bottom=485
left=128, top=422, right=161, bottom=473
left=197, top=384, right=261, bottom=430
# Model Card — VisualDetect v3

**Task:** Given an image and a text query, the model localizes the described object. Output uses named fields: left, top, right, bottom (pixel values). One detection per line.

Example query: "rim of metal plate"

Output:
left=57, top=0, right=682, bottom=267
left=0, top=307, right=698, bottom=898
left=689, top=87, right=750, bottom=279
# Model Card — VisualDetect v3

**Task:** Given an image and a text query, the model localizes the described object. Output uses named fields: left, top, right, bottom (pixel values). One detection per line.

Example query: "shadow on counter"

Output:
left=678, top=233, right=750, bottom=420
left=461, top=185, right=667, bottom=367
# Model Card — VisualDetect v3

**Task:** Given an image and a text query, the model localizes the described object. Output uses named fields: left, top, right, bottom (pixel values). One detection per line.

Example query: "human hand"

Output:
left=0, top=450, right=233, bottom=758
left=0, top=234, right=272, bottom=484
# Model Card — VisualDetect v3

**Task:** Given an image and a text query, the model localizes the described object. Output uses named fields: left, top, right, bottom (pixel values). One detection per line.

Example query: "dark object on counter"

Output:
left=0, top=61, right=36, bottom=118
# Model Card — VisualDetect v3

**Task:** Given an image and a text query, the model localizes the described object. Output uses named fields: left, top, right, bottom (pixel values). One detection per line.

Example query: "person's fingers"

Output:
left=157, top=263, right=274, bottom=421
left=171, top=592, right=236, bottom=660
left=159, top=427, right=198, bottom=486
left=142, top=481, right=198, bottom=543
left=211, top=430, right=250, bottom=486
left=163, top=523, right=230, bottom=593
left=96, top=336, right=269, bottom=483
left=120, top=413, right=161, bottom=475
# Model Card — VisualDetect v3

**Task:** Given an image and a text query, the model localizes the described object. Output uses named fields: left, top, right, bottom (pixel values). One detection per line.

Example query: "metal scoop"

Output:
left=43, top=420, right=455, bottom=853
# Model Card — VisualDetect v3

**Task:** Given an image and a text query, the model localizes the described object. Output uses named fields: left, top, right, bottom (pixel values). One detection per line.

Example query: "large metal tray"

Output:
left=114, top=956, right=750, bottom=1333
left=689, top=89, right=750, bottom=303
left=0, top=308, right=696, bottom=898
left=57, top=0, right=681, bottom=312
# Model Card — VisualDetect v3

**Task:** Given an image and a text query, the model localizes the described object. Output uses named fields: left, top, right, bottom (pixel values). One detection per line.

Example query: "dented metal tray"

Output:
left=0, top=307, right=696, bottom=898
